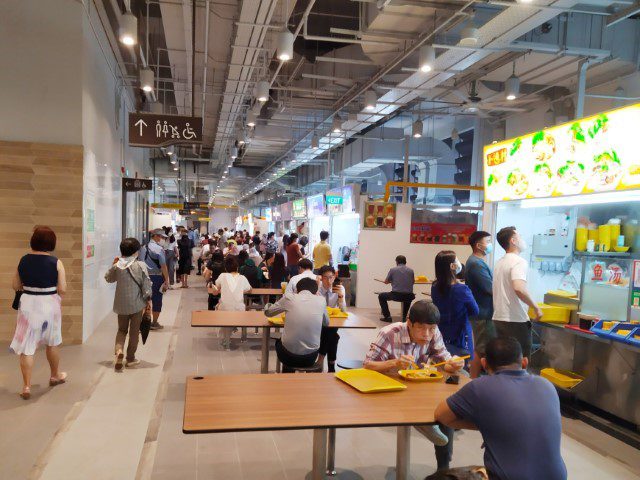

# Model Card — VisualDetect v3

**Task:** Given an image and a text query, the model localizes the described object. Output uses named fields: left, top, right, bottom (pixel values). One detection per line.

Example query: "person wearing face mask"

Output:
left=105, top=238, right=152, bottom=370
left=493, top=227, right=542, bottom=361
left=465, top=231, right=497, bottom=378
left=431, top=251, right=479, bottom=360
left=139, top=229, right=170, bottom=330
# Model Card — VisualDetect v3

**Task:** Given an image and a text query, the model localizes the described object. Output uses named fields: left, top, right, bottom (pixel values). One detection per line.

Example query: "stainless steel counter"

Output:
left=532, top=322, right=640, bottom=426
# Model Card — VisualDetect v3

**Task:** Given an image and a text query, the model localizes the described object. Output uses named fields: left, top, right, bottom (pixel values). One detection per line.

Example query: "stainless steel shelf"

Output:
left=573, top=251, right=634, bottom=258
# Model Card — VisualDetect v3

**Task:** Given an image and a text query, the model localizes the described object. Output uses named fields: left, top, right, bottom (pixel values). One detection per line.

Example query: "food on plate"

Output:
left=487, top=148, right=507, bottom=166
left=507, top=169, right=529, bottom=196
left=589, top=150, right=621, bottom=190
left=587, top=113, right=609, bottom=139
left=555, top=160, right=586, bottom=194
left=404, top=370, right=440, bottom=379
left=532, top=131, right=556, bottom=162
left=487, top=173, right=500, bottom=186
left=531, top=163, right=554, bottom=196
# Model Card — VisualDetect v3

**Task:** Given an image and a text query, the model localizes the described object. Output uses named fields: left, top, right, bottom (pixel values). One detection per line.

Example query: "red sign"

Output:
left=410, top=223, right=476, bottom=245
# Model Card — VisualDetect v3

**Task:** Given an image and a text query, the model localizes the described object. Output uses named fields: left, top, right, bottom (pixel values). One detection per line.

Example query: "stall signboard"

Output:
left=326, top=187, right=343, bottom=215
left=292, top=198, right=307, bottom=218
left=410, top=223, right=476, bottom=245
left=272, top=206, right=282, bottom=221
left=280, top=202, right=293, bottom=221
left=264, top=207, right=273, bottom=222
left=342, top=185, right=355, bottom=212
left=364, top=201, right=396, bottom=229
left=483, top=103, right=640, bottom=202
left=306, top=193, right=326, bottom=218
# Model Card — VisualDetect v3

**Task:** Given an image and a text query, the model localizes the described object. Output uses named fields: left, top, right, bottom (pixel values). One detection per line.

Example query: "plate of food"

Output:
left=398, top=368, right=443, bottom=382
left=555, top=160, right=586, bottom=195
left=506, top=169, right=529, bottom=197
left=588, top=150, right=622, bottom=191
left=532, top=131, right=556, bottom=162
left=531, top=163, right=554, bottom=196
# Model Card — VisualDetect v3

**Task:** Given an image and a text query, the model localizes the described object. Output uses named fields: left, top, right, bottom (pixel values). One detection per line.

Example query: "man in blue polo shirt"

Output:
left=139, top=229, right=170, bottom=330
left=434, top=336, right=567, bottom=480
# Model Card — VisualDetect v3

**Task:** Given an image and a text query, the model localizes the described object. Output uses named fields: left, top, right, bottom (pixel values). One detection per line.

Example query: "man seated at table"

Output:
left=364, top=300, right=464, bottom=474
left=316, top=265, right=346, bottom=372
left=285, top=258, right=317, bottom=294
left=378, top=255, right=415, bottom=322
left=434, top=336, right=567, bottom=480
left=264, top=277, right=329, bottom=373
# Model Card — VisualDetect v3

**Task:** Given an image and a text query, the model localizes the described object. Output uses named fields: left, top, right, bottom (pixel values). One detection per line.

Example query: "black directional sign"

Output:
left=122, top=177, right=153, bottom=191
left=183, top=202, right=209, bottom=210
left=128, top=112, right=203, bottom=147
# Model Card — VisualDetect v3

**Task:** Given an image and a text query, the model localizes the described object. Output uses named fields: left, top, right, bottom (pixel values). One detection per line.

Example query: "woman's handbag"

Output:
left=12, top=291, right=23, bottom=310
left=127, top=267, right=152, bottom=344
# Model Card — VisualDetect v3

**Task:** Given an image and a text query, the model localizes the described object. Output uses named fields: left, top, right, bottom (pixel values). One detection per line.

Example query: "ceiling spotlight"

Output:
left=246, top=111, right=257, bottom=127
left=412, top=119, right=423, bottom=138
left=140, top=67, right=154, bottom=92
left=237, top=132, right=246, bottom=145
left=332, top=115, right=342, bottom=133
left=418, top=44, right=436, bottom=73
left=119, top=12, right=137, bottom=46
left=311, top=133, right=320, bottom=149
left=173, top=166, right=178, bottom=171
left=167, top=145, right=175, bottom=156
left=230, top=146, right=238, bottom=159
left=277, top=30, right=295, bottom=61
left=170, top=157, right=177, bottom=165
left=256, top=80, right=270, bottom=103
left=364, top=90, right=377, bottom=111
left=459, top=24, right=479, bottom=47
left=505, top=62, right=520, bottom=101
left=466, top=106, right=478, bottom=113
left=222, top=175, right=226, bottom=179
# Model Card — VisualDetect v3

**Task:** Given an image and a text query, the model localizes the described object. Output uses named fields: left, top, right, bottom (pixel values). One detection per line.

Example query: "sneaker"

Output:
left=150, top=322, right=164, bottom=330
left=417, top=425, right=449, bottom=447
left=125, top=359, right=141, bottom=368
left=380, top=317, right=392, bottom=323
left=114, top=350, right=124, bottom=371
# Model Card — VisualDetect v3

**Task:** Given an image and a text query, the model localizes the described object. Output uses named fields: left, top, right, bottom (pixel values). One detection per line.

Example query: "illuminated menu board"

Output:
left=280, top=202, right=292, bottom=221
left=292, top=198, right=307, bottom=218
left=341, top=185, right=354, bottom=212
left=306, top=194, right=326, bottom=218
left=264, top=207, right=272, bottom=222
left=483, top=103, right=640, bottom=202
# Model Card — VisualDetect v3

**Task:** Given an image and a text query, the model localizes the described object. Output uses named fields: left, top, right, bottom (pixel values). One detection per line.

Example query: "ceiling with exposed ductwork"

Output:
left=102, top=0, right=640, bottom=208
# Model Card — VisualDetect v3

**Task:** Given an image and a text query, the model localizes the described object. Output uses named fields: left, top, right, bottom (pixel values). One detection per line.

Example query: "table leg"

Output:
left=241, top=327, right=247, bottom=342
left=326, top=427, right=337, bottom=476
left=260, top=327, right=270, bottom=374
left=312, top=428, right=328, bottom=480
left=396, top=426, right=410, bottom=480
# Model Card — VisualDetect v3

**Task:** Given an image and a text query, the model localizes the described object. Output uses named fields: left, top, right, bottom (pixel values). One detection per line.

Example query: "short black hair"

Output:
left=224, top=255, right=239, bottom=273
left=238, top=250, right=248, bottom=263
left=320, top=230, right=329, bottom=241
left=395, top=255, right=407, bottom=265
left=497, top=226, right=517, bottom=251
left=408, top=300, right=440, bottom=325
left=120, top=237, right=141, bottom=257
left=318, top=265, right=335, bottom=276
left=469, top=230, right=491, bottom=248
left=298, top=258, right=313, bottom=271
left=485, top=337, right=523, bottom=368
left=296, top=277, right=318, bottom=294
left=290, top=233, right=299, bottom=241
left=218, top=229, right=224, bottom=235
left=268, top=232, right=275, bottom=239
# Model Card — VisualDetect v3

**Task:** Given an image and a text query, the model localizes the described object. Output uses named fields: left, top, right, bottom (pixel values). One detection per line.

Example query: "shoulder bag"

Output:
left=126, top=266, right=152, bottom=344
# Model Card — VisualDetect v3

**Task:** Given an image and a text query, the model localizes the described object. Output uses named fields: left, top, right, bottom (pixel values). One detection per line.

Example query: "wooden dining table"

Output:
left=191, top=310, right=377, bottom=374
left=183, top=372, right=467, bottom=480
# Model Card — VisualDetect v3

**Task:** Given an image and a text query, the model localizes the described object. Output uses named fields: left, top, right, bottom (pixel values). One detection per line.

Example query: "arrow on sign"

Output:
left=135, top=119, right=148, bottom=136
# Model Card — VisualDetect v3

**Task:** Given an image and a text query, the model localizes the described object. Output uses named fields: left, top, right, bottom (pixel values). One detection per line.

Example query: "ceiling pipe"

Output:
left=200, top=0, right=211, bottom=154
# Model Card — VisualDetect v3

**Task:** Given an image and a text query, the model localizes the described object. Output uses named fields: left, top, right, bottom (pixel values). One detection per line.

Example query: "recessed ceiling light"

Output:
left=412, top=119, right=423, bottom=138
left=364, top=90, right=377, bottom=110
left=277, top=30, right=294, bottom=61
left=119, top=12, right=137, bottom=46
left=140, top=68, right=154, bottom=92
left=418, top=44, right=435, bottom=73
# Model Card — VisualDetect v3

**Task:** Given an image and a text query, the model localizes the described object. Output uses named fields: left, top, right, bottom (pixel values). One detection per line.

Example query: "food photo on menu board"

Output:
left=483, top=103, right=640, bottom=202
left=409, top=208, right=478, bottom=244
left=364, top=201, right=396, bottom=229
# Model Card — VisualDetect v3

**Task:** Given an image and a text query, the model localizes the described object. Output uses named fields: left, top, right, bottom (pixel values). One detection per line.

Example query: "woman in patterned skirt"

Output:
left=10, top=226, right=68, bottom=399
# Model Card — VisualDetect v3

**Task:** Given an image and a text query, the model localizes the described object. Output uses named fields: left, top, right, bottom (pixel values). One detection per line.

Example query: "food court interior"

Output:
left=2, top=0, right=640, bottom=479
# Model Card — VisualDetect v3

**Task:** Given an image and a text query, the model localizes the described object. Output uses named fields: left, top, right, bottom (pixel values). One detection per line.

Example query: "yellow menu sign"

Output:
left=483, top=103, right=640, bottom=202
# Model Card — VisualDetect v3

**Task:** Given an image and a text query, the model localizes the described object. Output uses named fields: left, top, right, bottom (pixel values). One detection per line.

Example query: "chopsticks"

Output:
left=425, top=355, right=470, bottom=369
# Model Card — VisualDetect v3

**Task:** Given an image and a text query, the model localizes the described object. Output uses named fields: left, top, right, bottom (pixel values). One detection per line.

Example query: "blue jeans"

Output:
left=150, top=275, right=164, bottom=313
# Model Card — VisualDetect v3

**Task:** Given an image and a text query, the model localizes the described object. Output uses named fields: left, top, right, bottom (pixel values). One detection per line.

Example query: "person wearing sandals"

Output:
left=105, top=238, right=152, bottom=371
left=10, top=226, right=68, bottom=399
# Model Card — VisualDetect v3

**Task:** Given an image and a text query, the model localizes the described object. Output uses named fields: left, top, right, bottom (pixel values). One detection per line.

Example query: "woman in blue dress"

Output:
left=430, top=250, right=479, bottom=359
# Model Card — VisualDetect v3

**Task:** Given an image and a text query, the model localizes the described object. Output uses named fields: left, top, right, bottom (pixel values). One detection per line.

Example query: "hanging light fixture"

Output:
left=277, top=30, right=295, bottom=61
left=412, top=119, right=423, bottom=138
left=167, top=145, right=175, bottom=156
left=418, top=44, right=436, bottom=73
left=505, top=63, right=520, bottom=101
left=140, top=67, right=154, bottom=92
left=246, top=111, right=257, bottom=127
left=230, top=146, right=238, bottom=159
left=332, top=115, right=342, bottom=133
left=119, top=12, right=137, bottom=46
left=459, top=18, right=479, bottom=47
left=256, top=80, right=270, bottom=103
left=237, top=132, right=246, bottom=145
left=364, top=90, right=377, bottom=110
left=311, top=133, right=320, bottom=149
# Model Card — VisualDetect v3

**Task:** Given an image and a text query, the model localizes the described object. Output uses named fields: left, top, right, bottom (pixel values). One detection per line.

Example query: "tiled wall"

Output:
left=0, top=140, right=84, bottom=344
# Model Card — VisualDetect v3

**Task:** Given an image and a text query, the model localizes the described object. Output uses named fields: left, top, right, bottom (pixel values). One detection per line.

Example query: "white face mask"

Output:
left=517, top=237, right=527, bottom=252
left=453, top=259, right=462, bottom=275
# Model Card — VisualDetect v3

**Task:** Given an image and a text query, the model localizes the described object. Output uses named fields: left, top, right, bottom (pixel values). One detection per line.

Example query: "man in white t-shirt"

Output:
left=492, top=226, right=542, bottom=359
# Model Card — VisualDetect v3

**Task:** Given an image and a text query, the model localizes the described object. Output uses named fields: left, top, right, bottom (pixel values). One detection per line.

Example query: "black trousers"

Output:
left=318, top=326, right=340, bottom=372
left=435, top=424, right=455, bottom=470
left=378, top=291, right=416, bottom=320
left=197, top=257, right=203, bottom=274
left=275, top=340, right=318, bottom=373
left=208, top=294, right=219, bottom=311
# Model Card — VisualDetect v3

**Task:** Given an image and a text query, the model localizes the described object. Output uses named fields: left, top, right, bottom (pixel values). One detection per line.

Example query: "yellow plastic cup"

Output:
left=575, top=227, right=588, bottom=252
left=588, top=226, right=599, bottom=243
left=281, top=282, right=287, bottom=293
left=598, top=224, right=611, bottom=252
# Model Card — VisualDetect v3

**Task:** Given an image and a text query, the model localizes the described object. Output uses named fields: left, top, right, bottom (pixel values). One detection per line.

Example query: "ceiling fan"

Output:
left=451, top=80, right=533, bottom=116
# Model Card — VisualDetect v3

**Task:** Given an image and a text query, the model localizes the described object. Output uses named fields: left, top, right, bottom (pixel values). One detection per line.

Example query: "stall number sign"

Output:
left=326, top=195, right=343, bottom=205
left=129, top=113, right=202, bottom=147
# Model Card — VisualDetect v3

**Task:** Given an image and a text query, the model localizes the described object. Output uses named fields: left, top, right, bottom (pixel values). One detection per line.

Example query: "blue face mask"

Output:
left=484, top=243, right=494, bottom=255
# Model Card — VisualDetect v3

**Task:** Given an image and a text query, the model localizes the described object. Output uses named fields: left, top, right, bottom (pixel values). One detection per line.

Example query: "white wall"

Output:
left=208, top=208, right=239, bottom=233
left=81, top=7, right=148, bottom=340
left=356, top=201, right=472, bottom=309
left=0, top=0, right=82, bottom=145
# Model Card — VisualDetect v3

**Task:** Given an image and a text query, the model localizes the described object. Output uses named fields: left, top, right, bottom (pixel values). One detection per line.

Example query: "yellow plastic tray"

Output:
left=529, top=303, right=570, bottom=324
left=540, top=368, right=584, bottom=389
left=327, top=307, right=348, bottom=318
left=398, top=369, right=443, bottom=382
left=268, top=315, right=285, bottom=326
left=547, top=290, right=577, bottom=298
left=335, top=369, right=407, bottom=393
left=415, top=275, right=429, bottom=282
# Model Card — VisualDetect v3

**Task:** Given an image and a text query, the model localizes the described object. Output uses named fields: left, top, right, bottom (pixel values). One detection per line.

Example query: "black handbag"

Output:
left=126, top=267, right=152, bottom=345
left=12, top=291, right=23, bottom=310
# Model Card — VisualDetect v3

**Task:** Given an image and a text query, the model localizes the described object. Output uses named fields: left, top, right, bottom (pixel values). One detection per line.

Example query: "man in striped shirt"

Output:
left=364, top=301, right=464, bottom=475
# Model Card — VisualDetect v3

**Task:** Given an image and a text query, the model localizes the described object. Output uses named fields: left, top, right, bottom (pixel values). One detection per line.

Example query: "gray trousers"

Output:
left=165, top=250, right=176, bottom=285
left=116, top=311, right=143, bottom=361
